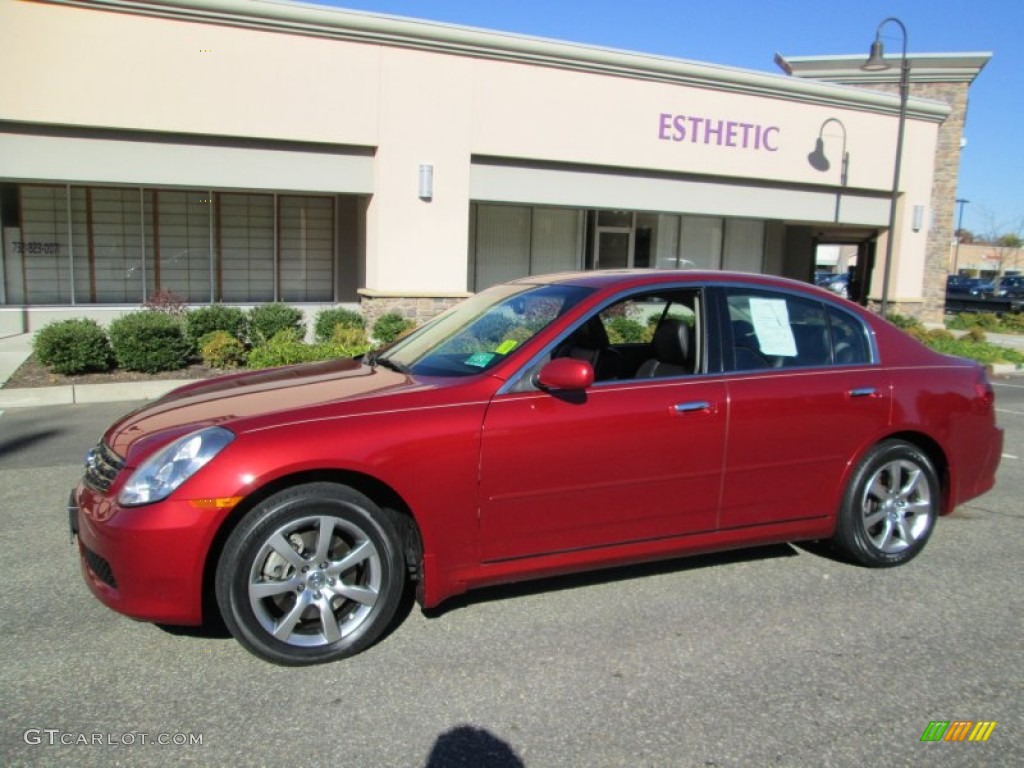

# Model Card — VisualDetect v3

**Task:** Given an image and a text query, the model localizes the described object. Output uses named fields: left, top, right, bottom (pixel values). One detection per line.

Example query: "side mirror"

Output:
left=536, top=358, right=594, bottom=392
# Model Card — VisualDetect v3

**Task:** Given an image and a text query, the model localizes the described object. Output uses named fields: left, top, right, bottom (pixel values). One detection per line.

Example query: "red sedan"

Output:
left=70, top=271, right=1003, bottom=665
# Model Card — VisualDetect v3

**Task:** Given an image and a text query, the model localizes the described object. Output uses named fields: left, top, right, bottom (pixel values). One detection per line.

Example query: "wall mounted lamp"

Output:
left=807, top=117, right=849, bottom=186
left=418, top=164, right=434, bottom=201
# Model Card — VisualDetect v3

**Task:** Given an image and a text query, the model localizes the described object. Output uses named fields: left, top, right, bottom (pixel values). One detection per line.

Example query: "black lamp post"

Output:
left=862, top=16, right=909, bottom=318
left=808, top=117, right=849, bottom=221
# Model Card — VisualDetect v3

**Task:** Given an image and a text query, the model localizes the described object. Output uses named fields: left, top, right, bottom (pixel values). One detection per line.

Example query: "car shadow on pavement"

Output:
left=423, top=542, right=800, bottom=618
left=0, top=429, right=64, bottom=464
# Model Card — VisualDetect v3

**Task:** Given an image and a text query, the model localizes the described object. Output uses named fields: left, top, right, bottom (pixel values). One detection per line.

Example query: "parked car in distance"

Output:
left=992, top=275, right=1024, bottom=298
left=69, top=270, right=1004, bottom=665
left=946, top=275, right=994, bottom=297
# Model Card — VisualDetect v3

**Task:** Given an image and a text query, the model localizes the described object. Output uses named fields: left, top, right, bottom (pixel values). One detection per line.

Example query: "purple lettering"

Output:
left=688, top=116, right=704, bottom=142
left=739, top=123, right=753, bottom=148
left=656, top=113, right=781, bottom=153
left=658, top=113, right=672, bottom=140
left=704, top=119, right=723, bottom=145
left=673, top=115, right=687, bottom=141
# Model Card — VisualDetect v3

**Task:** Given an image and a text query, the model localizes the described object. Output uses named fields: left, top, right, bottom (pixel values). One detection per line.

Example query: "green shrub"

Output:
left=314, top=308, right=364, bottom=343
left=33, top=319, right=113, bottom=375
left=248, top=303, right=305, bottom=345
left=972, top=312, right=1002, bottom=330
left=199, top=330, right=247, bottom=369
left=605, top=316, right=647, bottom=344
left=999, top=312, right=1024, bottom=332
left=186, top=305, right=247, bottom=347
left=108, top=311, right=192, bottom=373
left=327, top=326, right=372, bottom=358
left=964, top=326, right=988, bottom=343
left=887, top=313, right=923, bottom=331
left=246, top=329, right=318, bottom=369
left=373, top=313, right=416, bottom=344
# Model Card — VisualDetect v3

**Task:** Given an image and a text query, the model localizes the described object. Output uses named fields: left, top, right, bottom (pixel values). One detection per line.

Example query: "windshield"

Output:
left=375, top=282, right=592, bottom=377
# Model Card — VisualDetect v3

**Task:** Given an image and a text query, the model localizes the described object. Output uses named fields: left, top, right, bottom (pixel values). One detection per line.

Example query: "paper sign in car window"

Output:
left=749, top=298, right=797, bottom=356
left=495, top=339, right=518, bottom=355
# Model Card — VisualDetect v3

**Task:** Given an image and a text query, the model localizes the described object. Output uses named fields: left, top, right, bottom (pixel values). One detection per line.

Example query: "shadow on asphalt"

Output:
left=423, top=542, right=801, bottom=618
left=425, top=724, right=524, bottom=768
left=0, top=428, right=65, bottom=464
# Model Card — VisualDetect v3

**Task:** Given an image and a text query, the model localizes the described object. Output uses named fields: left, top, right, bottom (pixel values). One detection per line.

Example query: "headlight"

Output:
left=118, top=426, right=234, bottom=506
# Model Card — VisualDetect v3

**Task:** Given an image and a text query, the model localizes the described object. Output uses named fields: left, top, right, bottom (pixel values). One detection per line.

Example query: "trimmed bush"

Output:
left=33, top=319, right=113, bottom=375
left=248, top=303, right=305, bottom=345
left=314, top=308, right=364, bottom=343
left=373, top=313, right=416, bottom=345
left=327, top=325, right=372, bottom=358
left=186, top=305, right=247, bottom=347
left=246, top=329, right=319, bottom=369
left=199, top=330, right=247, bottom=369
left=605, top=316, right=647, bottom=344
left=108, top=311, right=192, bottom=373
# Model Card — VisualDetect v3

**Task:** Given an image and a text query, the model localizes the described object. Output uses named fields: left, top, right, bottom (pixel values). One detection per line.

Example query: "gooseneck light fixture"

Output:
left=808, top=117, right=849, bottom=221
left=862, top=16, right=909, bottom=318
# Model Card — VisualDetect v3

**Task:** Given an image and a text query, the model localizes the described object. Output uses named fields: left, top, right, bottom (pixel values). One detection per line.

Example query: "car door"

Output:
left=477, top=289, right=728, bottom=562
left=719, top=288, right=890, bottom=529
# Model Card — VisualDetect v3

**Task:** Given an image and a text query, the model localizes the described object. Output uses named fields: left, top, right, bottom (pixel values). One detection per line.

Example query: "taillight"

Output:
left=974, top=367, right=995, bottom=408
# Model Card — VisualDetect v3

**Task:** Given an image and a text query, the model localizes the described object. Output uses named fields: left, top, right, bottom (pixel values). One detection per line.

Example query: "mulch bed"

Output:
left=3, top=355, right=219, bottom=389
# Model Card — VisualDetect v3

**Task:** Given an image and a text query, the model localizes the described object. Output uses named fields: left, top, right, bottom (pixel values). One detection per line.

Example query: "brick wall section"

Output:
left=859, top=80, right=969, bottom=322
left=360, top=295, right=465, bottom=333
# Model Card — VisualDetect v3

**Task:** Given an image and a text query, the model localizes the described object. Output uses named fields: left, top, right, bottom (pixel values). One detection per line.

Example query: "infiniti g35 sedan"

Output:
left=69, top=271, right=1003, bottom=665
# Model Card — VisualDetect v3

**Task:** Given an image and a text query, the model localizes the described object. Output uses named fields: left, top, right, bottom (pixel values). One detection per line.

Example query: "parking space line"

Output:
left=996, top=408, right=1024, bottom=416
left=993, top=381, right=1024, bottom=389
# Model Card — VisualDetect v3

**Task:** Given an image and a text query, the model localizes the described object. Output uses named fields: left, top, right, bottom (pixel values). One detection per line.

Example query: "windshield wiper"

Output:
left=366, top=354, right=409, bottom=374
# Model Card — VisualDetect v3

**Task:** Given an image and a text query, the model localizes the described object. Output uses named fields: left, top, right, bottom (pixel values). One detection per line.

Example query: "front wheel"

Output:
left=215, top=483, right=405, bottom=665
left=832, top=440, right=940, bottom=567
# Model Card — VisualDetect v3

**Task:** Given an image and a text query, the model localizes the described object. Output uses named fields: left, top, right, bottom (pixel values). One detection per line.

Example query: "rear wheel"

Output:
left=832, top=440, right=939, bottom=567
left=215, top=483, right=405, bottom=665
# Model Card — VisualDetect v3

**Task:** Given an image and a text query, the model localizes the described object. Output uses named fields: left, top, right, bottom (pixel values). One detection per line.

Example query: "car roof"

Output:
left=510, top=268, right=830, bottom=295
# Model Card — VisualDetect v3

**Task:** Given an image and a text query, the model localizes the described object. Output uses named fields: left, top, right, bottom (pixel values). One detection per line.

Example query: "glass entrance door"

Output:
left=594, top=210, right=635, bottom=269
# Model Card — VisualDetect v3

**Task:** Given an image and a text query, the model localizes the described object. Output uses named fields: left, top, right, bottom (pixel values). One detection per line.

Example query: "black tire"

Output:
left=215, top=482, right=405, bottom=665
left=832, top=440, right=940, bottom=567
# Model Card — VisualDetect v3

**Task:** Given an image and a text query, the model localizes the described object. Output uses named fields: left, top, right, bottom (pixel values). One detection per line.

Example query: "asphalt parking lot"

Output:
left=1, top=384, right=1022, bottom=767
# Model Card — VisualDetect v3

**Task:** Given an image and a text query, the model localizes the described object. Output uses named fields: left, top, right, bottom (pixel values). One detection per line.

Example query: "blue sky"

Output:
left=298, top=0, right=1022, bottom=238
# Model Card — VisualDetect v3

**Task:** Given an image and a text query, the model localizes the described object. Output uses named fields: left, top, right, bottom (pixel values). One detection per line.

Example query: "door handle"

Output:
left=674, top=401, right=712, bottom=413
left=848, top=387, right=879, bottom=398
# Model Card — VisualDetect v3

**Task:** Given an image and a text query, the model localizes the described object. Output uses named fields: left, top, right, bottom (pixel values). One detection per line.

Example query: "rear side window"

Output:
left=827, top=307, right=871, bottom=365
left=726, top=290, right=869, bottom=370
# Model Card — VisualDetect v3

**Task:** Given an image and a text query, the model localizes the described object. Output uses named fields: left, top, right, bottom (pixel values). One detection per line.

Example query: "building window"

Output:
left=469, top=204, right=583, bottom=291
left=279, top=195, right=335, bottom=302
left=0, top=182, right=346, bottom=306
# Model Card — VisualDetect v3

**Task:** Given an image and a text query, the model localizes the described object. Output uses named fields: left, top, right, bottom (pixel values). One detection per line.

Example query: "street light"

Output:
left=862, top=16, right=909, bottom=319
left=807, top=117, right=849, bottom=221
left=953, top=198, right=970, bottom=273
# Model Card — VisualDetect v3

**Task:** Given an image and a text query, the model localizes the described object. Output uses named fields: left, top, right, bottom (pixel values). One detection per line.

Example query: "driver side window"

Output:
left=553, top=289, right=702, bottom=384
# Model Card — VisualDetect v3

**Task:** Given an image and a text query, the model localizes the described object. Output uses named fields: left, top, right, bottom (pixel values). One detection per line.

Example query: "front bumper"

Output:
left=69, top=483, right=226, bottom=625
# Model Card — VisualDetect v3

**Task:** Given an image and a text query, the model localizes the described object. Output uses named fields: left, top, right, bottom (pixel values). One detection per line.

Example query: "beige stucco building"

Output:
left=0, top=0, right=989, bottom=333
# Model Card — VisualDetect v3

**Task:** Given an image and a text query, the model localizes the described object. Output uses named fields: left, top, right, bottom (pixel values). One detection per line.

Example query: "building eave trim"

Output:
left=38, top=0, right=950, bottom=121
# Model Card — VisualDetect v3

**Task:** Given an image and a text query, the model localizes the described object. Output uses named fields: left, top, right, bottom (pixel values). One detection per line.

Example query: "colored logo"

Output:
left=921, top=721, right=997, bottom=742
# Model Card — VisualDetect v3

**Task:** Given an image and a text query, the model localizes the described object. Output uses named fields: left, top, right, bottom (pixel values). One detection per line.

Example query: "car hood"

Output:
left=105, top=358, right=426, bottom=459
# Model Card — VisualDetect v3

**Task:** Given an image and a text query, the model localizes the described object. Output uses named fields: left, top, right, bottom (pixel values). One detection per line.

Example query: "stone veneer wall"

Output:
left=358, top=294, right=469, bottom=333
left=857, top=80, right=970, bottom=322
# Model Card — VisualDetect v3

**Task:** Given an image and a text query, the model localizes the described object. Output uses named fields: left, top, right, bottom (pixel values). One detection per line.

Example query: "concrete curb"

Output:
left=0, top=380, right=189, bottom=409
